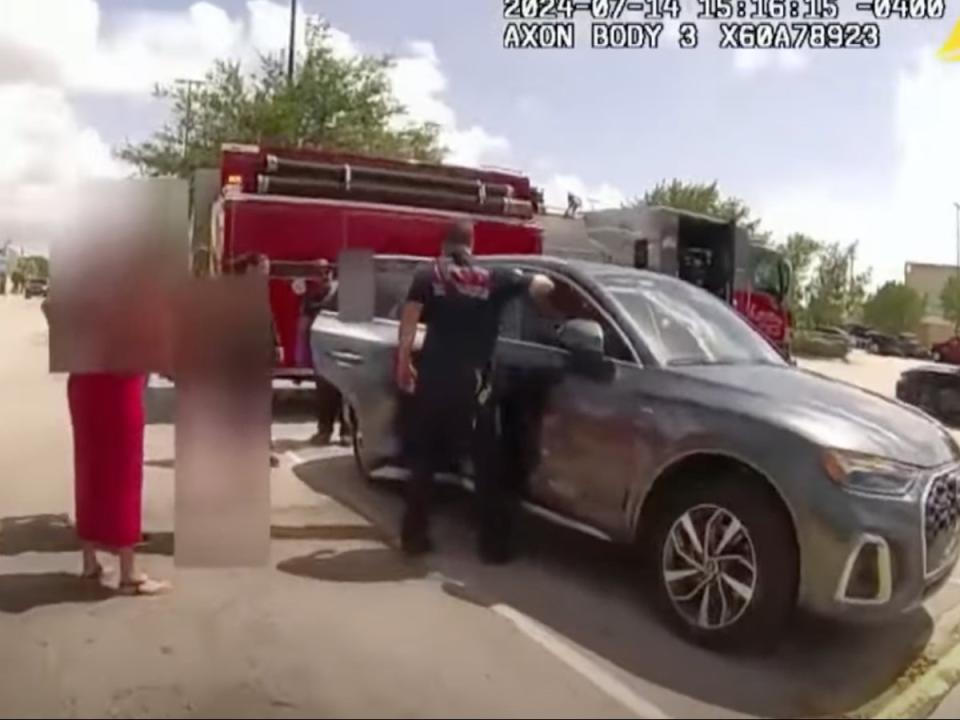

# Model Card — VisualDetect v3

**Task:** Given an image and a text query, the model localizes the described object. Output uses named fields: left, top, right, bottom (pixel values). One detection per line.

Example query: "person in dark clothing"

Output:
left=395, top=221, right=554, bottom=562
left=298, top=261, right=351, bottom=446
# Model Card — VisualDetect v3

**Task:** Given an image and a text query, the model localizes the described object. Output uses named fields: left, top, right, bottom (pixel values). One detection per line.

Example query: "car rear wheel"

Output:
left=934, top=351, right=943, bottom=363
left=646, top=475, right=798, bottom=653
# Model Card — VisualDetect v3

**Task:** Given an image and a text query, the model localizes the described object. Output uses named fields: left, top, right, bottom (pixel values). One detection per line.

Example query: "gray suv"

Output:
left=312, top=255, right=960, bottom=651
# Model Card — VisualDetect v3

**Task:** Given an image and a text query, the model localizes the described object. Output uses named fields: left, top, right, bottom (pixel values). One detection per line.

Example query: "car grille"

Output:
left=924, top=468, right=960, bottom=575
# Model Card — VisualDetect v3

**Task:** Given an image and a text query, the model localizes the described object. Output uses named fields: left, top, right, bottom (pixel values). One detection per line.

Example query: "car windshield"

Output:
left=594, top=270, right=786, bottom=367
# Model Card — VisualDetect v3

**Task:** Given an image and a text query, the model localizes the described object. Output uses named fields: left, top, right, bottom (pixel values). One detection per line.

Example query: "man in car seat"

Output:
left=395, top=221, right=554, bottom=562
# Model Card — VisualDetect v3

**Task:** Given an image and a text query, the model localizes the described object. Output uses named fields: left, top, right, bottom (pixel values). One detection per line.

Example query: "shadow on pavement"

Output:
left=292, top=454, right=934, bottom=719
left=278, top=548, right=427, bottom=583
left=272, top=437, right=322, bottom=453
left=0, top=572, right=114, bottom=613
left=145, top=458, right=176, bottom=470
left=146, top=384, right=320, bottom=426
left=0, top=515, right=176, bottom=557
left=0, top=514, right=79, bottom=554
left=0, top=514, right=385, bottom=557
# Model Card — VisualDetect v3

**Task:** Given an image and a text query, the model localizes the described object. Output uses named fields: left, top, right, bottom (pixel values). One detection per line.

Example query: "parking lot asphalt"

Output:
left=3, top=295, right=960, bottom=719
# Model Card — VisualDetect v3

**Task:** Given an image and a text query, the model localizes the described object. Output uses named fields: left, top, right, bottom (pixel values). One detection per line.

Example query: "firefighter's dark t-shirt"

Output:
left=407, top=260, right=532, bottom=391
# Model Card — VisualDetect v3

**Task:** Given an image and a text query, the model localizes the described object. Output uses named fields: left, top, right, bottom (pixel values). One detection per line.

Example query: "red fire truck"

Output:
left=190, top=144, right=543, bottom=379
left=191, top=145, right=791, bottom=375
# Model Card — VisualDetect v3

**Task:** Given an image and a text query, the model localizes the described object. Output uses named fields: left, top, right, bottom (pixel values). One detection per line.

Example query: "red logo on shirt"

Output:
left=432, top=261, right=491, bottom=300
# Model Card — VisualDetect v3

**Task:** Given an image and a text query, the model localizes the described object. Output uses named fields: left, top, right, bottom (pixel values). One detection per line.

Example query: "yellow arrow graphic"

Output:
left=939, top=17, right=960, bottom=61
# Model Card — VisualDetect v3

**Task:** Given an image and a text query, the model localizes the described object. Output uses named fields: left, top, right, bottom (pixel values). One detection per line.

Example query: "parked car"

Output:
left=866, top=331, right=904, bottom=356
left=898, top=333, right=932, bottom=360
left=814, top=326, right=853, bottom=351
left=844, top=323, right=874, bottom=350
left=24, top=277, right=47, bottom=299
left=932, top=337, right=960, bottom=365
left=897, top=365, right=960, bottom=426
left=313, top=255, right=960, bottom=651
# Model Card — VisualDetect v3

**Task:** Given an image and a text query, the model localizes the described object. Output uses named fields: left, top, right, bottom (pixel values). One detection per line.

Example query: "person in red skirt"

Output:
left=43, top=300, right=170, bottom=595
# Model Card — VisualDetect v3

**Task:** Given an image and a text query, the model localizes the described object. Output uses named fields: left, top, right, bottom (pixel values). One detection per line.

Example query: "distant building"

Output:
left=904, top=261, right=958, bottom=344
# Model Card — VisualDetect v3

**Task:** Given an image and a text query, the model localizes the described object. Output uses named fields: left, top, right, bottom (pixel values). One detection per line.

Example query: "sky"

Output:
left=0, top=0, right=958, bottom=283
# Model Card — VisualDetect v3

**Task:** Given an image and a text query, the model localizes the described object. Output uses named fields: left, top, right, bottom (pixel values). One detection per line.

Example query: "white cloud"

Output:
left=732, top=49, right=810, bottom=75
left=0, top=0, right=243, bottom=94
left=0, top=0, right=515, bottom=246
left=0, top=84, right=127, bottom=248
left=387, top=41, right=511, bottom=167
left=0, top=0, right=510, bottom=170
left=753, top=45, right=960, bottom=285
left=0, top=85, right=124, bottom=186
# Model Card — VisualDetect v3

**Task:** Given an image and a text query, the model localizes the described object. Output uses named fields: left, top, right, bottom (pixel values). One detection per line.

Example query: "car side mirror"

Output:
left=558, top=319, right=604, bottom=355
left=558, top=319, right=615, bottom=381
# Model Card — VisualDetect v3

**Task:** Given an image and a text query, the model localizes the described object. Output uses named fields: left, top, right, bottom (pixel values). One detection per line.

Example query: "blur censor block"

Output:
left=337, top=248, right=375, bottom=323
left=173, top=275, right=272, bottom=568
left=48, top=178, right=188, bottom=374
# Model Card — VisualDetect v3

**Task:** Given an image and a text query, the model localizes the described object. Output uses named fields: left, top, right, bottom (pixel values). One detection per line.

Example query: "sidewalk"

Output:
left=932, top=685, right=960, bottom=719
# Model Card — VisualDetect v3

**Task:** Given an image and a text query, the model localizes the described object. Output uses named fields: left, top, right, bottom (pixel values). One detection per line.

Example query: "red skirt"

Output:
left=68, top=373, right=146, bottom=549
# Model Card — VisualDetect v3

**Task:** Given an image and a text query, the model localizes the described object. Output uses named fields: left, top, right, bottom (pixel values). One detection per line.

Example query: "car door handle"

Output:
left=327, top=349, right=364, bottom=366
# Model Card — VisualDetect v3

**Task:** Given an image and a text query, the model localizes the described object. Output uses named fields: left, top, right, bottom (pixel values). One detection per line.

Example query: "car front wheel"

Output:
left=646, top=475, right=798, bottom=653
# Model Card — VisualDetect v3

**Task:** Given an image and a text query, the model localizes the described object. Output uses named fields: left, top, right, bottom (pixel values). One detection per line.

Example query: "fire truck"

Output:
left=190, top=145, right=791, bottom=375
left=539, top=206, right=793, bottom=357
left=190, top=144, right=543, bottom=380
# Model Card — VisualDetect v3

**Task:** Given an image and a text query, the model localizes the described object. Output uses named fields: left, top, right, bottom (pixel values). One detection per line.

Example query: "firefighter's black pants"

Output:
left=403, top=375, right=513, bottom=559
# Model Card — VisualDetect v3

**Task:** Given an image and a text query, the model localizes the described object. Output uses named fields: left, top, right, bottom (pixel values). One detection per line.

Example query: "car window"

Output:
left=595, top=270, right=785, bottom=367
left=373, top=258, right=426, bottom=320
left=506, top=274, right=634, bottom=362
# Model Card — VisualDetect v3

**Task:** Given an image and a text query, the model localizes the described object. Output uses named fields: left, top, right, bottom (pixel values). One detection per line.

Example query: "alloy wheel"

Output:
left=662, top=504, right=758, bottom=630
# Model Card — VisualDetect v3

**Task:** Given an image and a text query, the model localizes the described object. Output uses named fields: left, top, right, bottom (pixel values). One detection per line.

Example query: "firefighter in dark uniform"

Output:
left=395, top=221, right=554, bottom=562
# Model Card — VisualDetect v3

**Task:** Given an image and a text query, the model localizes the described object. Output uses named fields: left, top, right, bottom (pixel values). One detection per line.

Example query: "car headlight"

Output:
left=822, top=449, right=923, bottom=497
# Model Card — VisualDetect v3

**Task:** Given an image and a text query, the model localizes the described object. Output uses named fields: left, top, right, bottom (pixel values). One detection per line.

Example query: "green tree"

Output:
left=118, top=21, right=444, bottom=178
left=862, top=282, right=926, bottom=334
left=17, top=255, right=49, bottom=279
left=777, top=233, right=821, bottom=326
left=806, top=241, right=869, bottom=327
left=630, top=179, right=763, bottom=235
left=940, top=274, right=960, bottom=331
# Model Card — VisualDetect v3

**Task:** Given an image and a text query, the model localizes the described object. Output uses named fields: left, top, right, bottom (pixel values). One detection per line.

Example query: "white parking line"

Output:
left=947, top=577, right=960, bottom=587
left=491, top=604, right=670, bottom=719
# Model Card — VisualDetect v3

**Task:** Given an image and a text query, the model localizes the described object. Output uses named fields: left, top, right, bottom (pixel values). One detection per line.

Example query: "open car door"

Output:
left=310, top=257, right=427, bottom=476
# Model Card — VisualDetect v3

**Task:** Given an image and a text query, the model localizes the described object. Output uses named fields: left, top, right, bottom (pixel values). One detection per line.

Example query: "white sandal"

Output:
left=119, top=576, right=171, bottom=596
